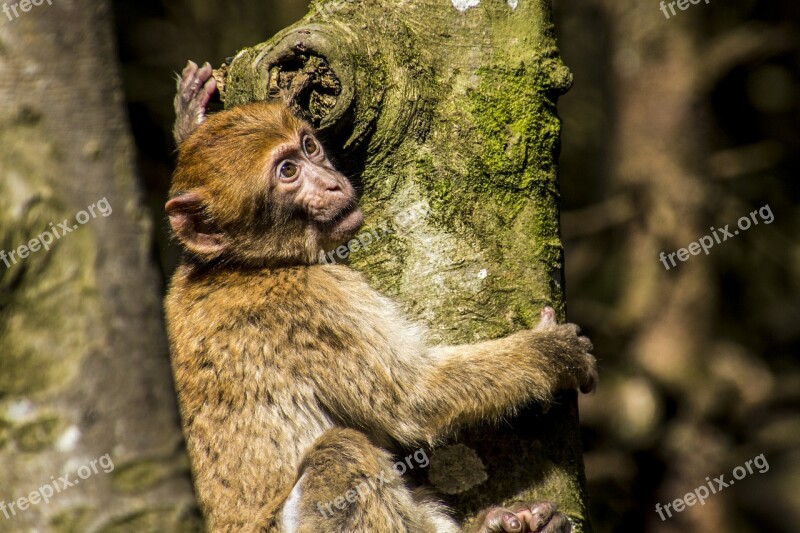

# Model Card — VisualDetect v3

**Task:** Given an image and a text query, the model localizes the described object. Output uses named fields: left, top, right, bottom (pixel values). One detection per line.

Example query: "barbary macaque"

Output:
left=166, top=60, right=597, bottom=533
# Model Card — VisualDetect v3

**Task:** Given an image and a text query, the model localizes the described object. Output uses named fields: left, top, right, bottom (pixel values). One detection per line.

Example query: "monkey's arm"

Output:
left=313, top=305, right=596, bottom=446
left=420, top=309, right=596, bottom=431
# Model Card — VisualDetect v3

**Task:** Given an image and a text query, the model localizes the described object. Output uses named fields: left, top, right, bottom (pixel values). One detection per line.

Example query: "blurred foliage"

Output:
left=111, top=0, right=799, bottom=531
left=553, top=0, right=800, bottom=531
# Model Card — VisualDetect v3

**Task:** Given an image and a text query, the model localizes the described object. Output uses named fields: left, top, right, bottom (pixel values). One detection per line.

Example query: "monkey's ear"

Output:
left=165, top=192, right=227, bottom=257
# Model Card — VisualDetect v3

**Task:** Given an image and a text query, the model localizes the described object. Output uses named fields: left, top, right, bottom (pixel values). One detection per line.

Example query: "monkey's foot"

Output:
left=473, top=502, right=572, bottom=533
left=173, top=60, right=217, bottom=144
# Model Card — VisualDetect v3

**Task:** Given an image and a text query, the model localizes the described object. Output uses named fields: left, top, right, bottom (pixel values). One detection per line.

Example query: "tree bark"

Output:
left=219, top=0, right=590, bottom=529
left=0, top=1, right=198, bottom=531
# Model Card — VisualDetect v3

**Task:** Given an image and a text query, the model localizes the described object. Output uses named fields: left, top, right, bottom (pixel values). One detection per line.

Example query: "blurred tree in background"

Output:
left=552, top=1, right=800, bottom=532
left=0, top=1, right=199, bottom=530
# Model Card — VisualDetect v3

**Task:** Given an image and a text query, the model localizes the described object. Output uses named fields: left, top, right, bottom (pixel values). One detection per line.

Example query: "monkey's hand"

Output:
left=472, top=502, right=572, bottom=533
left=173, top=60, right=217, bottom=145
left=526, top=306, right=597, bottom=395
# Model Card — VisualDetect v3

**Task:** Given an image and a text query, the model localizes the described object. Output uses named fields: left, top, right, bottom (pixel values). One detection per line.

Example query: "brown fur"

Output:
left=165, top=97, right=596, bottom=532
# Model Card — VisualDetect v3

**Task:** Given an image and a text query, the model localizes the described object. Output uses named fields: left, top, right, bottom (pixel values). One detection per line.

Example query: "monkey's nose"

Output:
left=324, top=180, right=342, bottom=192
left=318, top=174, right=344, bottom=193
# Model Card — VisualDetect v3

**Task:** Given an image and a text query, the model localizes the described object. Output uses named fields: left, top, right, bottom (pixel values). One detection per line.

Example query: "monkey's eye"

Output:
left=303, top=136, right=319, bottom=156
left=279, top=161, right=298, bottom=180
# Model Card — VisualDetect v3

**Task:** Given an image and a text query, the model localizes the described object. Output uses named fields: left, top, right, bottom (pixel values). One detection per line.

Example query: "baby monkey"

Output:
left=166, top=60, right=597, bottom=533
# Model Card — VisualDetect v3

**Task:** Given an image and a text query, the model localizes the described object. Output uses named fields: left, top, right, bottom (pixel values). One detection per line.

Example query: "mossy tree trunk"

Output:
left=218, top=0, right=590, bottom=529
left=0, top=1, right=198, bottom=531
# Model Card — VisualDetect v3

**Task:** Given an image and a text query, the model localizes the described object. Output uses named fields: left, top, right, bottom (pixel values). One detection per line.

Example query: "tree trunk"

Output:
left=0, top=1, right=198, bottom=531
left=219, top=0, right=590, bottom=529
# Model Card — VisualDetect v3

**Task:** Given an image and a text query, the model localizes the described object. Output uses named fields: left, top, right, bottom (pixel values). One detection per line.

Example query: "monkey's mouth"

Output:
left=321, top=205, right=363, bottom=239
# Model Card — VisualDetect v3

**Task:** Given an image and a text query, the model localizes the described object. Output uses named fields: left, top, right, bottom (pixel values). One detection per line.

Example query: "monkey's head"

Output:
left=167, top=102, right=363, bottom=267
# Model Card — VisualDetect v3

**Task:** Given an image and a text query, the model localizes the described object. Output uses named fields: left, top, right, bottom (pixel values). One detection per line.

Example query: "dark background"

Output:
left=110, top=1, right=800, bottom=531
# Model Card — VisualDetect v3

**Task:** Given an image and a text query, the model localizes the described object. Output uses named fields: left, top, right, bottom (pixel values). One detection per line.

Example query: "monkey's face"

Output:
left=269, top=130, right=363, bottom=250
left=167, top=102, right=363, bottom=267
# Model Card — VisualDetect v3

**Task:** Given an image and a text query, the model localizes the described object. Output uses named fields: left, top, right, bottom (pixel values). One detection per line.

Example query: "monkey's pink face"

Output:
left=270, top=131, right=363, bottom=244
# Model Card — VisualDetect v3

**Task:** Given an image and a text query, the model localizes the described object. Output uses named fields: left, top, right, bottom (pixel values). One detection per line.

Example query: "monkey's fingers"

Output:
left=173, top=60, right=218, bottom=144
left=178, top=61, right=214, bottom=100
left=473, top=502, right=573, bottom=533
left=512, top=502, right=572, bottom=533
left=180, top=60, right=199, bottom=84
left=535, top=306, right=557, bottom=330
left=472, top=506, right=527, bottom=532
left=579, top=351, right=599, bottom=394
left=574, top=332, right=597, bottom=394
left=539, top=320, right=598, bottom=394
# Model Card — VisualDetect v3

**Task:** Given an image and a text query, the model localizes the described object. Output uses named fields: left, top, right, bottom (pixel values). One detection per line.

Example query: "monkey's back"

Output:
left=165, top=263, right=350, bottom=530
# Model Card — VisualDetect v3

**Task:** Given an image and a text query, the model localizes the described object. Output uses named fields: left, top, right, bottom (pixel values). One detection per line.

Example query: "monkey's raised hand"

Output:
left=173, top=60, right=217, bottom=145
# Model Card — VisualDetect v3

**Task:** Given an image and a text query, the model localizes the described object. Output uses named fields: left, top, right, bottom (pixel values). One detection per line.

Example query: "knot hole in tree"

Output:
left=267, top=53, right=341, bottom=127
left=250, top=27, right=362, bottom=147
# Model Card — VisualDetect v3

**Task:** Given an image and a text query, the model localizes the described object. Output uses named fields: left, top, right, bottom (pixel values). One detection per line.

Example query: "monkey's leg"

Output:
left=257, top=428, right=458, bottom=533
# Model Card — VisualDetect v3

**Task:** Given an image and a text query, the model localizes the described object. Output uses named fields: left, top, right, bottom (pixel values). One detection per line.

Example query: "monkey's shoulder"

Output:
left=167, top=262, right=388, bottom=325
